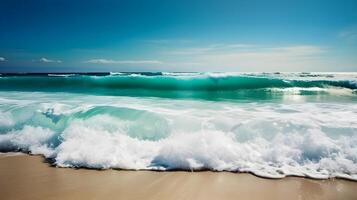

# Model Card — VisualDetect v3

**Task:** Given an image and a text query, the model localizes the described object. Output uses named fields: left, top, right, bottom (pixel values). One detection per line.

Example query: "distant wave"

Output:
left=48, top=74, right=76, bottom=77
left=0, top=73, right=356, bottom=92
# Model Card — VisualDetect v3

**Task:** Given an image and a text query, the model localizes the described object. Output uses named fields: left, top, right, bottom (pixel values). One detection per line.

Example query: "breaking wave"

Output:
left=0, top=91, right=356, bottom=180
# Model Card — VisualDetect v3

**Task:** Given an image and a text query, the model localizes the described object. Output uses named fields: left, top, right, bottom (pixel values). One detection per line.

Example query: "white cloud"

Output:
left=144, top=39, right=193, bottom=44
left=226, top=44, right=256, bottom=48
left=38, top=57, right=62, bottom=63
left=86, top=59, right=162, bottom=65
left=339, top=29, right=357, bottom=42
left=169, top=47, right=216, bottom=55
left=199, top=45, right=326, bottom=70
left=0, top=57, right=5, bottom=61
left=164, top=44, right=330, bottom=71
left=168, top=43, right=257, bottom=55
left=339, top=31, right=357, bottom=41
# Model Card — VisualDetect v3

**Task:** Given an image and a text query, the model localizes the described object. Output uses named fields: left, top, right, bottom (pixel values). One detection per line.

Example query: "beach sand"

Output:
left=0, top=154, right=356, bottom=200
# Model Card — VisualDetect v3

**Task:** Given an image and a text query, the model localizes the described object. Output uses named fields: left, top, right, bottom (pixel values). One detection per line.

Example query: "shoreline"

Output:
left=2, top=152, right=356, bottom=182
left=1, top=153, right=357, bottom=200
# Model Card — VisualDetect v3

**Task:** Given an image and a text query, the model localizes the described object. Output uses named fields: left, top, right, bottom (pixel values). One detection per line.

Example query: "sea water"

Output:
left=0, top=72, right=356, bottom=179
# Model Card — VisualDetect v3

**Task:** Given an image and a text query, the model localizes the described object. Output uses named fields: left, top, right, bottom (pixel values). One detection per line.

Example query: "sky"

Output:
left=0, top=0, right=357, bottom=72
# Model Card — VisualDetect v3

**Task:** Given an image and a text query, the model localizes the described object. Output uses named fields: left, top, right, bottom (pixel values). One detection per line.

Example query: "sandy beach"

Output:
left=0, top=154, right=356, bottom=200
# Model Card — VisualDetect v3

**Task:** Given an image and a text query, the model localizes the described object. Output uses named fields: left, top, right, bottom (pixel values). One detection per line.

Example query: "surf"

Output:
left=0, top=72, right=356, bottom=180
left=0, top=90, right=356, bottom=180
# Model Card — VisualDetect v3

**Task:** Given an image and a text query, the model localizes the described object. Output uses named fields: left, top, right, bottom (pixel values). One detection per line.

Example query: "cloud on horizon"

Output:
left=167, top=43, right=256, bottom=55
left=199, top=45, right=326, bottom=69
left=0, top=57, right=5, bottom=61
left=162, top=44, right=331, bottom=71
left=85, top=59, right=163, bottom=65
left=339, top=29, right=357, bottom=42
left=38, top=57, right=62, bottom=63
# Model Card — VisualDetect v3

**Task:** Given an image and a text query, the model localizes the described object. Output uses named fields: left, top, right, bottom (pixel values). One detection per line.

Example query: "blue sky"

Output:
left=0, top=0, right=356, bottom=72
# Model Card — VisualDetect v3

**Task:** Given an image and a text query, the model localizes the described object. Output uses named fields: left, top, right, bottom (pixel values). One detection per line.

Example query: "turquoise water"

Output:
left=0, top=72, right=356, bottom=100
left=0, top=72, right=356, bottom=179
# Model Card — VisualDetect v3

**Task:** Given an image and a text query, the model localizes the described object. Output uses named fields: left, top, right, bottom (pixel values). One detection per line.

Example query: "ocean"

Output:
left=0, top=72, right=356, bottom=179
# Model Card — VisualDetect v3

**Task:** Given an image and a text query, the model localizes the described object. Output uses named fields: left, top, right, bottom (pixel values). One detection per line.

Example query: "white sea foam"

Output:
left=53, top=120, right=357, bottom=179
left=48, top=74, right=75, bottom=77
left=0, top=111, right=14, bottom=127
left=109, top=72, right=123, bottom=75
left=0, top=125, right=55, bottom=157
left=0, top=91, right=356, bottom=180
left=268, top=87, right=354, bottom=96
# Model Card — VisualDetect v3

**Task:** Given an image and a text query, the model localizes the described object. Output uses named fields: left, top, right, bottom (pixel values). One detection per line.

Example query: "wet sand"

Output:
left=0, top=154, right=356, bottom=200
